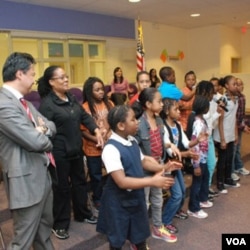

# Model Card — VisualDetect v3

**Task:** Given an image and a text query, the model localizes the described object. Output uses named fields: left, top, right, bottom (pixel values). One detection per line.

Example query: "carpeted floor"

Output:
left=1, top=133, right=250, bottom=250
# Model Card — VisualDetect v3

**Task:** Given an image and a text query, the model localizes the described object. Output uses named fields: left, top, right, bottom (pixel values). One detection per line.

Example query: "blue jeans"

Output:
left=86, top=155, right=103, bottom=203
left=232, top=130, right=243, bottom=172
left=162, top=170, right=186, bottom=225
left=207, top=135, right=216, bottom=186
left=188, top=163, right=209, bottom=212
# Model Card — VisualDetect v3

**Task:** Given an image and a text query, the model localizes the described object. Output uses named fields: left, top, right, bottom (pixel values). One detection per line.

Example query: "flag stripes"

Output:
left=137, top=20, right=145, bottom=71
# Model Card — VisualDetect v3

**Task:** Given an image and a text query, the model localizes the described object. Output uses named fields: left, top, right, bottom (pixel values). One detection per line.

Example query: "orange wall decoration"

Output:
left=160, top=49, right=184, bottom=62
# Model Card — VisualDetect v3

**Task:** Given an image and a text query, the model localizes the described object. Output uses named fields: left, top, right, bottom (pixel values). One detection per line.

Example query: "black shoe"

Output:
left=208, top=196, right=214, bottom=202
left=217, top=183, right=228, bottom=194
left=208, top=193, right=214, bottom=199
left=209, top=188, right=219, bottom=197
left=84, top=215, right=98, bottom=224
left=174, top=210, right=188, bottom=220
left=224, top=179, right=241, bottom=188
left=52, top=229, right=69, bottom=240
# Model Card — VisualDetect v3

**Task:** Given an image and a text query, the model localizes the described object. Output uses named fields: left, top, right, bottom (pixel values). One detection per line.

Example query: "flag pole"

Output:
left=136, top=18, right=145, bottom=72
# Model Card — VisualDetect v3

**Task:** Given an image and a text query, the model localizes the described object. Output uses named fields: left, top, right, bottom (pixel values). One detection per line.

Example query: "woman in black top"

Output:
left=37, top=66, right=103, bottom=240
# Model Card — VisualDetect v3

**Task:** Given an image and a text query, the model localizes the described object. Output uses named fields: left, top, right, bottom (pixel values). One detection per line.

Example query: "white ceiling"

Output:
left=6, top=0, right=250, bottom=29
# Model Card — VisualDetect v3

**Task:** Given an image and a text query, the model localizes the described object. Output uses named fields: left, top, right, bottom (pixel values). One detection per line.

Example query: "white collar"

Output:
left=110, top=131, right=136, bottom=146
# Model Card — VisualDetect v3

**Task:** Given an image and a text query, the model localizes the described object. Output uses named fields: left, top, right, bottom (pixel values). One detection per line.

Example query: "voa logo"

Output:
left=226, top=238, right=247, bottom=246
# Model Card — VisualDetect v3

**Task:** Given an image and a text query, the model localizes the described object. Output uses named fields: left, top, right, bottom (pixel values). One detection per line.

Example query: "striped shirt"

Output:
left=149, top=127, right=163, bottom=161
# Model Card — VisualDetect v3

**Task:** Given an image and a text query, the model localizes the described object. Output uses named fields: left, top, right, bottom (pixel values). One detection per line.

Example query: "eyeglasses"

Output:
left=51, top=75, right=69, bottom=81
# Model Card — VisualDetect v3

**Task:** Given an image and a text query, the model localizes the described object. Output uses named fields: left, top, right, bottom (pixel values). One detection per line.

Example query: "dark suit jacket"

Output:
left=0, top=87, right=56, bottom=209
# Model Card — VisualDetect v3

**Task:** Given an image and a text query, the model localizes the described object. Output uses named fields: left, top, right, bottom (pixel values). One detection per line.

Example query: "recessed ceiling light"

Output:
left=247, top=21, right=250, bottom=25
left=190, top=13, right=200, bottom=17
left=129, top=0, right=141, bottom=2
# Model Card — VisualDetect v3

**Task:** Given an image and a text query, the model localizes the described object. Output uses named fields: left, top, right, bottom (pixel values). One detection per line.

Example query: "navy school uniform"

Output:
left=97, top=139, right=150, bottom=248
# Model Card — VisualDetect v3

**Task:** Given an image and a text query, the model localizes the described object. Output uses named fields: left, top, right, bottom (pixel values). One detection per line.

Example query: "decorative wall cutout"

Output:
left=160, top=49, right=185, bottom=62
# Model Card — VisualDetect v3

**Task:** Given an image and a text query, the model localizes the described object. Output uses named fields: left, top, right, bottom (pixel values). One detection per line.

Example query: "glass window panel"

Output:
left=88, top=43, right=104, bottom=59
left=48, top=43, right=63, bottom=57
left=69, top=43, right=83, bottom=57
left=0, top=35, right=106, bottom=86
left=89, top=44, right=98, bottom=57
left=43, top=40, right=65, bottom=59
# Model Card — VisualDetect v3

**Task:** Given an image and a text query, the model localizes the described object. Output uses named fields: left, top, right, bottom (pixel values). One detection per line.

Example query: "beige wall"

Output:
left=142, top=22, right=188, bottom=88
left=241, top=31, right=250, bottom=72
left=187, top=25, right=221, bottom=80
left=219, top=26, right=241, bottom=74
left=138, top=21, right=250, bottom=108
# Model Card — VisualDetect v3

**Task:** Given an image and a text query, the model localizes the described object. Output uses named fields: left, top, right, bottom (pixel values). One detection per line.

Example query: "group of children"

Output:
left=80, top=69, right=249, bottom=250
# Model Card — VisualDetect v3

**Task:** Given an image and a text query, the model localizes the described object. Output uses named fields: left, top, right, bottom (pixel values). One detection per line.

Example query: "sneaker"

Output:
left=200, top=200, right=213, bottom=208
left=238, top=168, right=250, bottom=176
left=130, top=243, right=150, bottom=250
left=208, top=196, right=214, bottom=202
left=219, top=188, right=228, bottom=194
left=217, top=184, right=228, bottom=194
left=151, top=225, right=177, bottom=243
left=174, top=210, right=188, bottom=220
left=231, top=173, right=240, bottom=181
left=208, top=193, right=214, bottom=199
left=52, top=229, right=69, bottom=239
left=224, top=179, right=241, bottom=188
left=209, top=188, right=219, bottom=197
left=164, top=224, right=178, bottom=234
left=84, top=215, right=98, bottom=224
left=187, top=209, right=208, bottom=219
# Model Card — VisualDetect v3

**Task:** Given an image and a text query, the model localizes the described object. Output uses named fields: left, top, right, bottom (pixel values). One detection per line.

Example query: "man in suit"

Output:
left=0, top=52, right=56, bottom=249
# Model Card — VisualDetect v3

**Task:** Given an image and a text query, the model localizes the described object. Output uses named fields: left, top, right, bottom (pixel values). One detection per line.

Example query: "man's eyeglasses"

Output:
left=51, top=75, right=69, bottom=81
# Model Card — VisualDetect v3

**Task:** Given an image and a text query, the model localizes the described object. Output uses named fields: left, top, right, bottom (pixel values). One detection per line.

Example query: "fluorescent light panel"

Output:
left=191, top=13, right=200, bottom=17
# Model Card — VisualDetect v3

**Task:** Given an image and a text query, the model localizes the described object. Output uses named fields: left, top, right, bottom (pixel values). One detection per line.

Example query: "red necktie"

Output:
left=20, top=98, right=56, bottom=167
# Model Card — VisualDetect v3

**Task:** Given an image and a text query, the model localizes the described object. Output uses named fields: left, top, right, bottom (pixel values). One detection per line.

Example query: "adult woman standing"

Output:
left=37, top=66, right=103, bottom=240
left=110, top=67, right=129, bottom=105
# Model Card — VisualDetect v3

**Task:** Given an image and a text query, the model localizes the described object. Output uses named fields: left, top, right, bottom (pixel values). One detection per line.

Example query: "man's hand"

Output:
left=36, top=116, right=48, bottom=134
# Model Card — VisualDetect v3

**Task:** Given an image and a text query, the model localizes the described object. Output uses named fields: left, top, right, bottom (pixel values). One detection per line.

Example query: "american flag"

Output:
left=137, top=20, right=145, bottom=71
